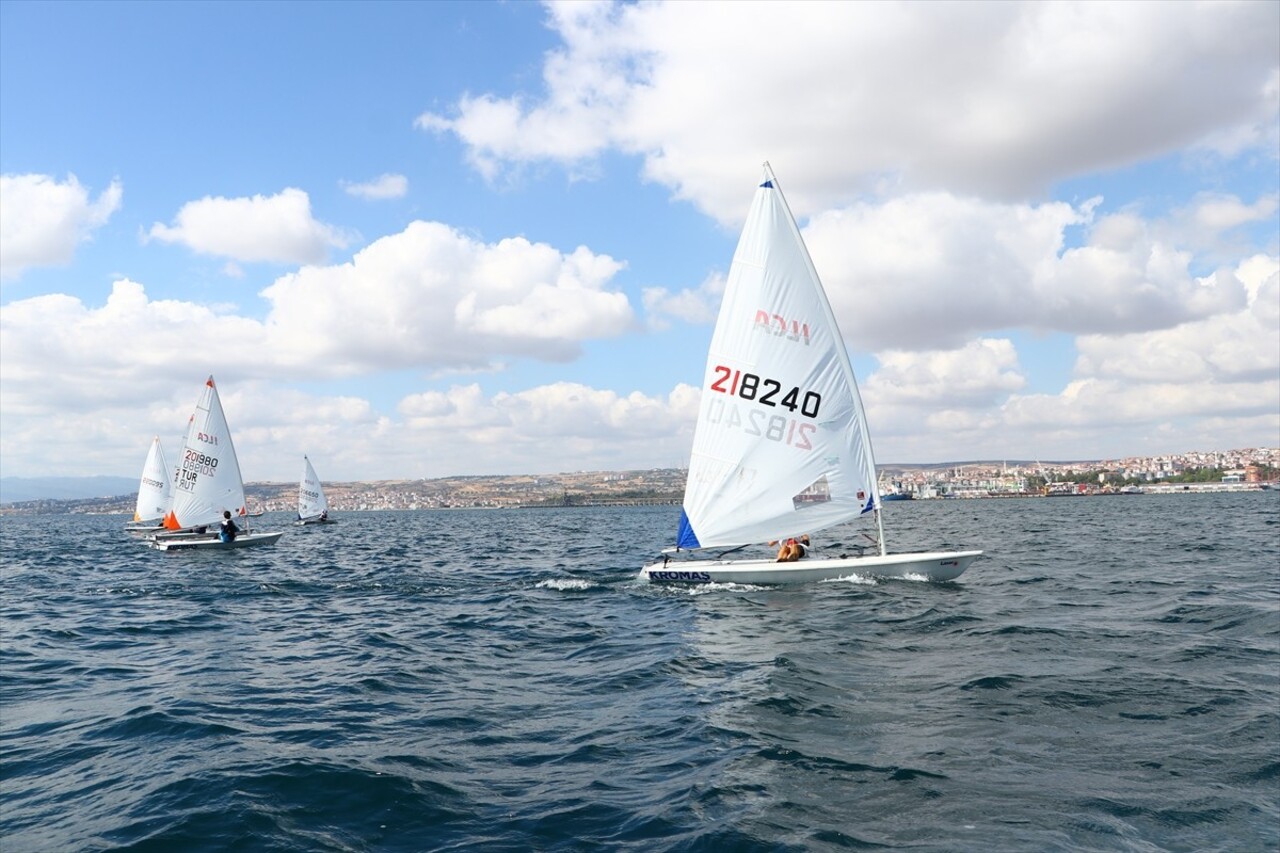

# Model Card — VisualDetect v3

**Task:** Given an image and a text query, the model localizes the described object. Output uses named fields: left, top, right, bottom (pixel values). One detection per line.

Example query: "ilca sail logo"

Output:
left=753, top=309, right=810, bottom=345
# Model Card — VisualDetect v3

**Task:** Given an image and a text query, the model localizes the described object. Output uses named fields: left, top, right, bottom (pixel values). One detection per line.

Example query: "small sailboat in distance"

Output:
left=640, top=164, right=981, bottom=585
left=125, top=436, right=170, bottom=534
left=148, top=376, right=284, bottom=551
left=296, top=455, right=335, bottom=525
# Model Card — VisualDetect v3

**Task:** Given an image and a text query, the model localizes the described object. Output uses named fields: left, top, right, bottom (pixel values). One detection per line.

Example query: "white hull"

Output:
left=296, top=516, right=336, bottom=526
left=149, top=531, right=284, bottom=551
left=640, top=549, right=982, bottom=585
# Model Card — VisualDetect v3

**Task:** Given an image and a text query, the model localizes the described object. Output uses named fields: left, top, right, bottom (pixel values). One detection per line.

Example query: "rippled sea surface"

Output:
left=2, top=493, right=1278, bottom=852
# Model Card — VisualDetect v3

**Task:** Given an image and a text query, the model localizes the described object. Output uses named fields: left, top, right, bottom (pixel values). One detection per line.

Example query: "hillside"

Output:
left=0, top=469, right=687, bottom=516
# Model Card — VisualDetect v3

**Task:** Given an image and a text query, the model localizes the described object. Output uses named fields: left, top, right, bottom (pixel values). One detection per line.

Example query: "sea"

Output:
left=2, top=492, right=1277, bottom=853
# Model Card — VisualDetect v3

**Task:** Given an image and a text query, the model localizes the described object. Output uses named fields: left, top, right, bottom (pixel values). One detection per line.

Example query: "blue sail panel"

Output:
left=676, top=509, right=701, bottom=549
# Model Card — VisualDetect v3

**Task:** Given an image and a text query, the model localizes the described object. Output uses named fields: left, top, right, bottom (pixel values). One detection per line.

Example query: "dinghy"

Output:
left=148, top=376, right=284, bottom=551
left=640, top=164, right=981, bottom=584
left=296, top=455, right=335, bottom=525
left=124, top=436, right=171, bottom=535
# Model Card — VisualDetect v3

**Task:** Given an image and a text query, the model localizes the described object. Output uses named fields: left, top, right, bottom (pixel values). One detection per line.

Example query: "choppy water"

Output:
left=2, top=493, right=1277, bottom=852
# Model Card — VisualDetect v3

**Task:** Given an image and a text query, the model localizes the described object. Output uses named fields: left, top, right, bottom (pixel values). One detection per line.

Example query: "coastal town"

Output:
left=3, top=447, right=1276, bottom=516
left=880, top=446, right=1280, bottom=500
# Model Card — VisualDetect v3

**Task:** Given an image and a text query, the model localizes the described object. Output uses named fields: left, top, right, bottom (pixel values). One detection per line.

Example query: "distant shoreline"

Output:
left=4, top=450, right=1277, bottom=513
left=2, top=479, right=1272, bottom=518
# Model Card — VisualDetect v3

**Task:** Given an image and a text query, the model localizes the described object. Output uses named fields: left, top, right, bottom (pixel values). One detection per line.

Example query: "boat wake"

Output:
left=536, top=578, right=596, bottom=592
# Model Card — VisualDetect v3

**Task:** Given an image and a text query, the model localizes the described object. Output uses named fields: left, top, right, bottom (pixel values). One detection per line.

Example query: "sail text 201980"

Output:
left=178, top=449, right=219, bottom=491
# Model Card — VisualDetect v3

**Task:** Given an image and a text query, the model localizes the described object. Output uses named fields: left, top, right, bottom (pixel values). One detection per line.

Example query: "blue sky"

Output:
left=2, top=0, right=1277, bottom=482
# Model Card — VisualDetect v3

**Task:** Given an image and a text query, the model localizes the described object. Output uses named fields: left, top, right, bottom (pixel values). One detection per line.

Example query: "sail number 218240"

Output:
left=709, top=366, right=822, bottom=418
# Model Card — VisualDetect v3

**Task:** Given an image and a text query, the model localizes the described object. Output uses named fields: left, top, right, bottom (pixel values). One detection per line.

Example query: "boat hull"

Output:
left=640, top=550, right=982, bottom=584
left=149, top=531, right=285, bottom=551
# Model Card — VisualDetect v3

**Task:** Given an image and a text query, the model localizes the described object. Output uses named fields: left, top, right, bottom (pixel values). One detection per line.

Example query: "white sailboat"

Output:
left=640, top=164, right=981, bottom=584
left=124, top=436, right=171, bottom=534
left=149, top=375, right=284, bottom=551
left=296, top=455, right=335, bottom=525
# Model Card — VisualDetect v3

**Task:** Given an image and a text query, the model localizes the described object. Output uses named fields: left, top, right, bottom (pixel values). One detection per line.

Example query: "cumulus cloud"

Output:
left=212, top=384, right=380, bottom=478
left=400, top=380, right=685, bottom=437
left=394, top=381, right=699, bottom=475
left=415, top=1, right=625, bottom=182
left=918, top=254, right=1280, bottom=461
left=844, top=255, right=1278, bottom=464
left=0, top=173, right=122, bottom=280
left=344, top=379, right=699, bottom=479
left=855, top=338, right=1026, bottom=460
left=0, top=368, right=698, bottom=480
left=0, top=369, right=382, bottom=481
left=341, top=173, right=409, bottom=200
left=419, top=1, right=1279, bottom=221
left=1156, top=191, right=1280, bottom=263
left=1001, top=377, right=1275, bottom=432
left=146, top=188, right=354, bottom=264
left=872, top=374, right=1278, bottom=465
left=260, top=220, right=634, bottom=371
left=650, top=191, right=1258, bottom=351
left=641, top=271, right=723, bottom=330
left=803, top=193, right=1250, bottom=350
left=1, top=219, right=638, bottom=417
left=1191, top=193, right=1279, bottom=232
left=865, top=339, right=1026, bottom=409
left=0, top=279, right=267, bottom=416
left=1072, top=255, right=1279, bottom=384
left=0, top=262, right=673, bottom=478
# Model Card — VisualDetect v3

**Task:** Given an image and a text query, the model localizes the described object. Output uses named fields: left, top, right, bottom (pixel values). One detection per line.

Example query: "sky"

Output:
left=1, top=0, right=1277, bottom=483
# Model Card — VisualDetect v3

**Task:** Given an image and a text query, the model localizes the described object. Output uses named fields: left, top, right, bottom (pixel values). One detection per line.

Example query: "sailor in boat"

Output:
left=769, top=534, right=810, bottom=562
left=219, top=510, right=239, bottom=543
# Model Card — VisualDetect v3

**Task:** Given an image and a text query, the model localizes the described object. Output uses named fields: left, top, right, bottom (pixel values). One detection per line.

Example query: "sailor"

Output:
left=770, top=534, right=809, bottom=562
left=219, top=510, right=239, bottom=543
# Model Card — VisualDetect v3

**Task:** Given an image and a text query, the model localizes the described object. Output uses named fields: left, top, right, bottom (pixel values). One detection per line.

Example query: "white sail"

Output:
left=162, top=376, right=248, bottom=531
left=132, top=437, right=171, bottom=523
left=158, top=412, right=194, bottom=519
left=297, top=455, right=328, bottom=521
left=676, top=163, right=880, bottom=551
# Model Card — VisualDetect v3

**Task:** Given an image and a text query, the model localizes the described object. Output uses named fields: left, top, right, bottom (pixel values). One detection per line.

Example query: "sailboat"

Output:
left=124, top=436, right=171, bottom=534
left=148, top=376, right=284, bottom=551
left=296, top=455, right=335, bottom=525
left=640, top=164, right=981, bottom=584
